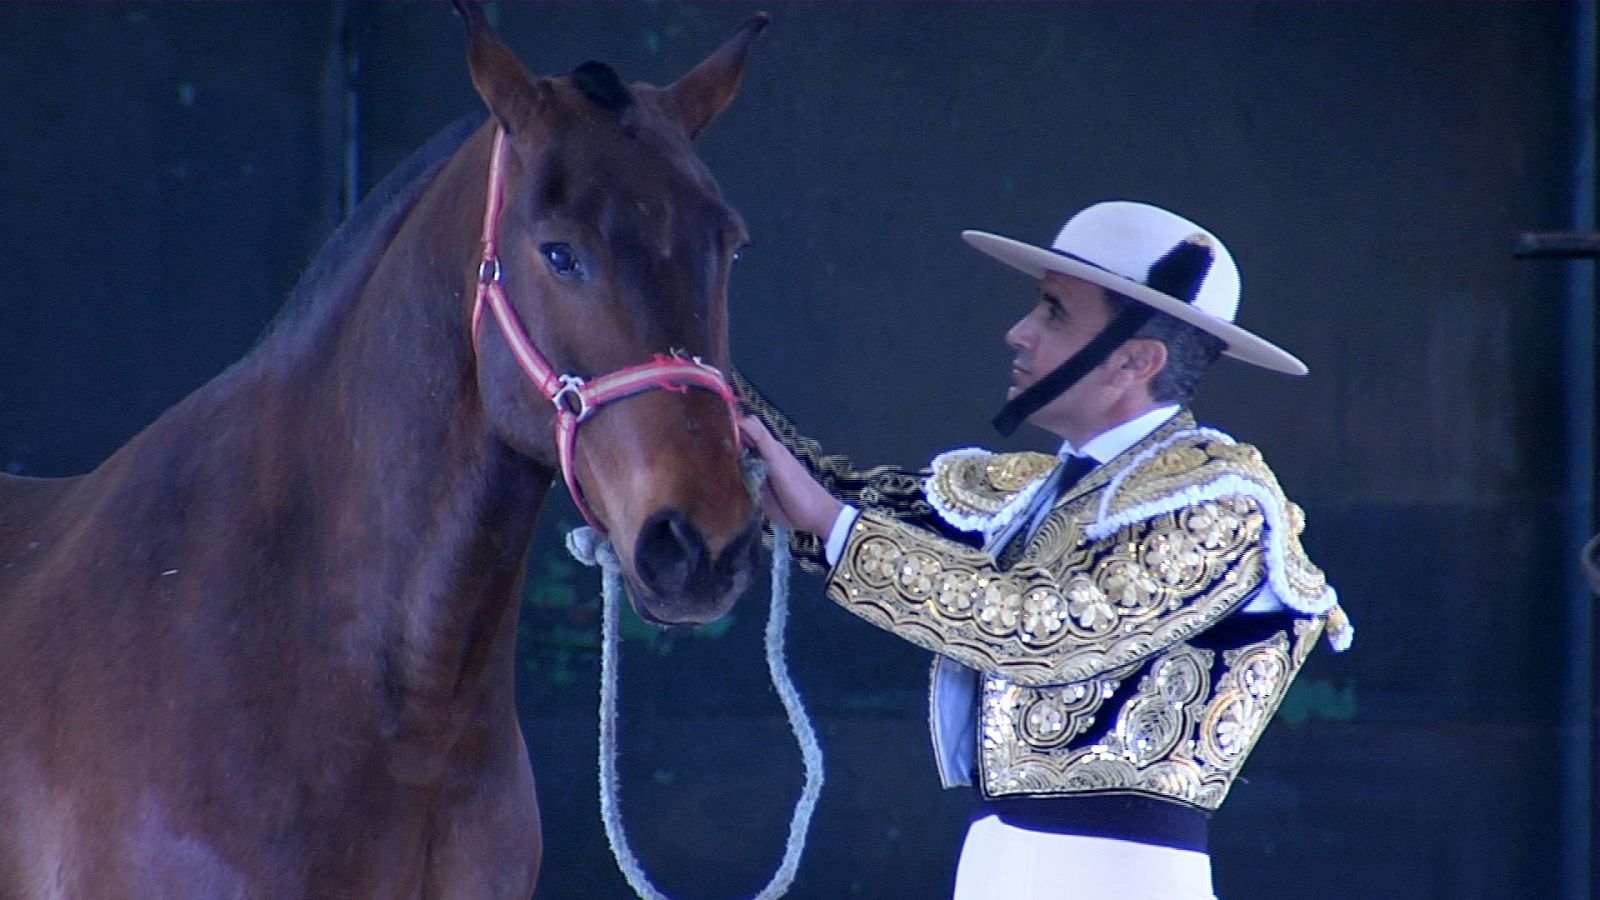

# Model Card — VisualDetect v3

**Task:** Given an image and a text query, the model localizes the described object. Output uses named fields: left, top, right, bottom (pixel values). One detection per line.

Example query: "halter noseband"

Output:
left=470, top=128, right=738, bottom=534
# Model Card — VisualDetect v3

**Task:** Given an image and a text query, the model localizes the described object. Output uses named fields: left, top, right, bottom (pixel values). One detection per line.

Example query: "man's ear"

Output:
left=1119, top=337, right=1168, bottom=387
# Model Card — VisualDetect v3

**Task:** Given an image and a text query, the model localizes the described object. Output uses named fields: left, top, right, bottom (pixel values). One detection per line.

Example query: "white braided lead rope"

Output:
left=566, top=486, right=824, bottom=898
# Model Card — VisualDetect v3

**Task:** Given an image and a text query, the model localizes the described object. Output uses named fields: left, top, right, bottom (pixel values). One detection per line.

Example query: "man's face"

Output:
left=1003, top=272, right=1118, bottom=439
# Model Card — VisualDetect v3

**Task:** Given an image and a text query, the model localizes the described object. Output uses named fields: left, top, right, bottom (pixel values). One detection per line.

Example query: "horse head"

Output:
left=456, top=3, right=766, bottom=626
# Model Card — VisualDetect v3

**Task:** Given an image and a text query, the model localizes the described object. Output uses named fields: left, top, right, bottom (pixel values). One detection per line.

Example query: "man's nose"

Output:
left=1005, top=316, right=1031, bottom=352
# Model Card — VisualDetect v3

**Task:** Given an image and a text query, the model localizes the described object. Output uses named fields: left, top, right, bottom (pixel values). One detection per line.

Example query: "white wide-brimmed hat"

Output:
left=962, top=201, right=1306, bottom=375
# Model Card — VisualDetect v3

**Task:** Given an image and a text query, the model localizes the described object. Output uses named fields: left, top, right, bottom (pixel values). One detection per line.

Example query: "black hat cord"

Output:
left=990, top=239, right=1214, bottom=437
left=990, top=305, right=1154, bottom=436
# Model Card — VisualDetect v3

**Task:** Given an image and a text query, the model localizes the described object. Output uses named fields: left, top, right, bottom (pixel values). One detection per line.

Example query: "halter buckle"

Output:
left=478, top=256, right=502, bottom=284
left=552, top=374, right=589, bottom=420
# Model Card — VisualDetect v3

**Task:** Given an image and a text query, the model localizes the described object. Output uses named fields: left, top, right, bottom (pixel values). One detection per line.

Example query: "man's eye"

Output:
left=540, top=242, right=584, bottom=280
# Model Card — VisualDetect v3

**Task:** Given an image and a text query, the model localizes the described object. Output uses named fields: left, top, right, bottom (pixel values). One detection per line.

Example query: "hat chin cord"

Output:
left=992, top=305, right=1156, bottom=437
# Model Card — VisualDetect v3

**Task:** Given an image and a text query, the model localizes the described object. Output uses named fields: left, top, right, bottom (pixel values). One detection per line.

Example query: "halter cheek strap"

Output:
left=470, top=128, right=738, bottom=533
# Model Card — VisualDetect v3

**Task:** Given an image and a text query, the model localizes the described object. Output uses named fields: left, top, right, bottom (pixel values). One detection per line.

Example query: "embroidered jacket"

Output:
left=736, top=374, right=1350, bottom=816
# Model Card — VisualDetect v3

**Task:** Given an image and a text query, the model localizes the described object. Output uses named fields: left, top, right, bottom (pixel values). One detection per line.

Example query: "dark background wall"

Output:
left=1, top=3, right=1594, bottom=899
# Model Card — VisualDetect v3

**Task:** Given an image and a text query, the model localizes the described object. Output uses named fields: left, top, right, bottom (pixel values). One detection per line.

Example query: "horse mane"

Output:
left=258, top=111, right=487, bottom=344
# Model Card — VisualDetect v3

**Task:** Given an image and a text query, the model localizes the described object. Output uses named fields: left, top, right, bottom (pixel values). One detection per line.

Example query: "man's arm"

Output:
left=741, top=418, right=1277, bottom=685
left=824, top=504, right=1271, bottom=686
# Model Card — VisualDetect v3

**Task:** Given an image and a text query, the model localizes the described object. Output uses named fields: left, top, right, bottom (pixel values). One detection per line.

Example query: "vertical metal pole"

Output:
left=1564, top=4, right=1597, bottom=899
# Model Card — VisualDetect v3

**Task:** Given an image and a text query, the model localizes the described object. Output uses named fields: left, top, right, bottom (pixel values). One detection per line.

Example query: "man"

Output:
left=737, top=200, right=1352, bottom=899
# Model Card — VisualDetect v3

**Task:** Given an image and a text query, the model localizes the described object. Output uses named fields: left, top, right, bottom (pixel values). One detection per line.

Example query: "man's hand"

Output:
left=738, top=416, right=844, bottom=537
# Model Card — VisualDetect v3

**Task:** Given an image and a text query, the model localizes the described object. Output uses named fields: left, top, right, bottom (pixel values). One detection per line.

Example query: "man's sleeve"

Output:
left=823, top=496, right=1271, bottom=686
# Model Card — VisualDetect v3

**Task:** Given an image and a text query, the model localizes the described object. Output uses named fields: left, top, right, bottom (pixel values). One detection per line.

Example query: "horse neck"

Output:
left=241, top=123, right=551, bottom=707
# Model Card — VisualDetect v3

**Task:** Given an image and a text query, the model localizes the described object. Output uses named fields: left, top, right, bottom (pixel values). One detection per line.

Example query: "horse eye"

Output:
left=539, top=242, right=584, bottom=280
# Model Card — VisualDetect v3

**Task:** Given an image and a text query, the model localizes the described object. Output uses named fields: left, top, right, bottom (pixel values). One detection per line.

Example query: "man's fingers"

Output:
left=737, top=415, right=768, bottom=447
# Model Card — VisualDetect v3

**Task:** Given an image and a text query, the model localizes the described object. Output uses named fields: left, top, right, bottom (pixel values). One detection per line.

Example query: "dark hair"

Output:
left=572, top=61, right=634, bottom=114
left=1103, top=289, right=1225, bottom=404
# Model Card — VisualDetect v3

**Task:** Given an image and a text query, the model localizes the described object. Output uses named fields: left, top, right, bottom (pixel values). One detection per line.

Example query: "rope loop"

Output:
left=567, top=462, right=822, bottom=899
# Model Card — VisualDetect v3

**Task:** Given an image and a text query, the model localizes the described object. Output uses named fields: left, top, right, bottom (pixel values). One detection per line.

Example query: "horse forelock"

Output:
left=570, top=61, right=634, bottom=115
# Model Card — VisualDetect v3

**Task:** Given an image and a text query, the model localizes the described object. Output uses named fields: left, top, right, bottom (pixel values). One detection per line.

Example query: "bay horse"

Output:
left=0, top=5, right=766, bottom=897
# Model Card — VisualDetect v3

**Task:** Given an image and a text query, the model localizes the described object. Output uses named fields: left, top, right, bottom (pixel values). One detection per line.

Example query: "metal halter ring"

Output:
left=551, top=374, right=589, bottom=420
left=478, top=256, right=502, bottom=285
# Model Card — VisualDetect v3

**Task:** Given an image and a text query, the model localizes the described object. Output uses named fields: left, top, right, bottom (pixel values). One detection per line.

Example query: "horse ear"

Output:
left=663, top=13, right=769, bottom=140
left=454, top=0, right=551, bottom=140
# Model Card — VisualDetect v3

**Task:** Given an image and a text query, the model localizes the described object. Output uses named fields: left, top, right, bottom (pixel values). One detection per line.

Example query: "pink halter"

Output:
left=470, top=129, right=738, bottom=534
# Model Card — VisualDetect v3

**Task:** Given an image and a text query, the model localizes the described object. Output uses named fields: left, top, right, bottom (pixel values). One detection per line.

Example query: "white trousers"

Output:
left=952, top=814, right=1218, bottom=900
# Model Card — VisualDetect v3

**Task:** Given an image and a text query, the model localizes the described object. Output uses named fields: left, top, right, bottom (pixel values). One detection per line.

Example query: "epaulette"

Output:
left=924, top=448, right=1056, bottom=538
left=1087, top=428, right=1350, bottom=649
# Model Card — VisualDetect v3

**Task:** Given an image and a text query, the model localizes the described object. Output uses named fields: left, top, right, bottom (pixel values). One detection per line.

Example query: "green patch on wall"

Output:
left=1276, top=678, right=1357, bottom=725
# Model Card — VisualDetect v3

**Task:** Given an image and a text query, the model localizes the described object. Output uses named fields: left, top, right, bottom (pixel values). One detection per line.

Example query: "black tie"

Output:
left=996, top=454, right=1096, bottom=569
left=1054, top=454, right=1097, bottom=497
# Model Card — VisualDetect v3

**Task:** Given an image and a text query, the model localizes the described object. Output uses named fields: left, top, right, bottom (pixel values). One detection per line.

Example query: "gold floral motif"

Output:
left=1143, top=528, right=1207, bottom=590
left=1199, top=639, right=1291, bottom=766
left=1185, top=500, right=1246, bottom=550
left=980, top=634, right=1307, bottom=812
left=1097, top=559, right=1164, bottom=617
left=1063, top=577, right=1116, bottom=636
left=824, top=416, right=1333, bottom=687
left=896, top=551, right=943, bottom=601
left=1208, top=697, right=1256, bottom=759
left=1018, top=677, right=1113, bottom=749
left=852, top=536, right=903, bottom=589
left=828, top=501, right=1265, bottom=686
left=974, top=580, right=1024, bottom=636
left=933, top=569, right=979, bottom=618
left=1019, top=587, right=1068, bottom=643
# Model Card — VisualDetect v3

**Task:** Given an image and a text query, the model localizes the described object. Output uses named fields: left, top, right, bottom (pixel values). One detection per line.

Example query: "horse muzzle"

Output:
left=627, top=510, right=761, bottom=625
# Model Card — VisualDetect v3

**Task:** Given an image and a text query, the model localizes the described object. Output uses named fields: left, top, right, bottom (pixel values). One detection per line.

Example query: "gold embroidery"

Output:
left=980, top=628, right=1315, bottom=810
left=986, top=453, right=1057, bottom=493
left=829, top=500, right=1265, bottom=686
left=1095, top=435, right=1330, bottom=613
left=787, top=404, right=1342, bottom=811
left=927, top=450, right=1056, bottom=520
left=1144, top=445, right=1208, bottom=480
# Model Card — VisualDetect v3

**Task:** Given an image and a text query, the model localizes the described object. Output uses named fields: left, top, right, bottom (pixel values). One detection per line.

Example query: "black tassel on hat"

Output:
left=1144, top=235, right=1214, bottom=304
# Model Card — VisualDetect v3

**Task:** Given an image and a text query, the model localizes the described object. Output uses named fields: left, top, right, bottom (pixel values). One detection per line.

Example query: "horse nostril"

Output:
left=634, top=510, right=705, bottom=599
